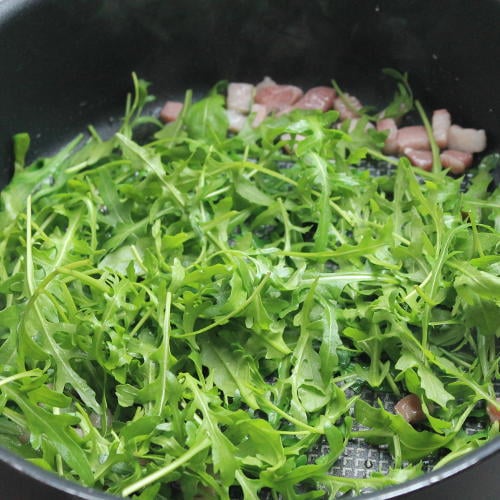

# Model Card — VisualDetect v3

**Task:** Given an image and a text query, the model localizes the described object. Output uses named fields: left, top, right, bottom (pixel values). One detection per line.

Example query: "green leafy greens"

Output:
left=0, top=74, right=498, bottom=499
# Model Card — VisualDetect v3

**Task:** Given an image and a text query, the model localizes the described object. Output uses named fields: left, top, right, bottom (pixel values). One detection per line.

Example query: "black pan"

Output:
left=0, top=1, right=499, bottom=498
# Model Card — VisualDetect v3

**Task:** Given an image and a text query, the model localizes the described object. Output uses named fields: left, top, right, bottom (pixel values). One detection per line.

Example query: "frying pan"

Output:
left=0, top=0, right=499, bottom=498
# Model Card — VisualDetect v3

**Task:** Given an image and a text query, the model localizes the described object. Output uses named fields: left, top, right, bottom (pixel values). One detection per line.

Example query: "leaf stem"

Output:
left=415, top=100, right=441, bottom=173
left=257, top=397, right=322, bottom=434
left=177, top=274, right=270, bottom=338
left=121, top=437, right=211, bottom=497
left=0, top=369, right=43, bottom=388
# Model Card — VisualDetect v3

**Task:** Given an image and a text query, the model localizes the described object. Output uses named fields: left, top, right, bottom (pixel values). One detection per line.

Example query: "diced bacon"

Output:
left=294, top=86, right=336, bottom=111
left=255, top=76, right=276, bottom=92
left=377, top=118, right=399, bottom=155
left=440, top=149, right=473, bottom=174
left=394, top=394, right=426, bottom=424
left=250, top=103, right=268, bottom=128
left=486, top=399, right=500, bottom=423
left=227, top=83, right=254, bottom=113
left=227, top=105, right=268, bottom=132
left=448, top=125, right=487, bottom=153
left=404, top=148, right=433, bottom=171
left=255, top=84, right=304, bottom=112
left=397, top=126, right=430, bottom=153
left=226, top=109, right=247, bottom=133
left=333, top=94, right=362, bottom=120
left=276, top=105, right=294, bottom=117
left=432, top=109, right=451, bottom=149
left=159, top=101, right=183, bottom=123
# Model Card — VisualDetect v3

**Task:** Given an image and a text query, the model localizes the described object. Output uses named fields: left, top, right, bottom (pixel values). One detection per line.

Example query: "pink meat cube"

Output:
left=159, top=101, right=183, bottom=123
left=432, top=109, right=451, bottom=149
left=440, top=149, right=473, bottom=174
left=226, top=109, right=247, bottom=133
left=333, top=94, right=362, bottom=120
left=250, top=103, right=268, bottom=128
left=377, top=118, right=398, bottom=155
left=397, top=126, right=430, bottom=153
left=294, top=86, right=336, bottom=111
left=255, top=76, right=276, bottom=92
left=255, top=84, right=303, bottom=112
left=448, top=125, right=487, bottom=153
left=404, top=148, right=433, bottom=171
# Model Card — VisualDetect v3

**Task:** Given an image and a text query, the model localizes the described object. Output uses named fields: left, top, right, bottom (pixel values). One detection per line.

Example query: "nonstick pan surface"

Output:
left=0, top=1, right=499, bottom=498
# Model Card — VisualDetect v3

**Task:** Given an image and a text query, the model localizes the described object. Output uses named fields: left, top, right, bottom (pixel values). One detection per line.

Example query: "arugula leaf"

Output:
left=1, top=384, right=93, bottom=485
left=377, top=68, right=414, bottom=120
left=0, top=135, right=83, bottom=229
left=0, top=73, right=498, bottom=498
left=184, top=94, right=229, bottom=143
left=199, top=337, right=259, bottom=409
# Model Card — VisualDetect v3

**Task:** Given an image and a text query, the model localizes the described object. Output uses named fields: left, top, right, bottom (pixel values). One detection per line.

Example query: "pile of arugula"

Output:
left=0, top=74, right=498, bottom=499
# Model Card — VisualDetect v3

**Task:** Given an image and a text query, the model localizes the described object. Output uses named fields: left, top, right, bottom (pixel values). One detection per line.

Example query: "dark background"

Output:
left=1, top=0, right=499, bottom=188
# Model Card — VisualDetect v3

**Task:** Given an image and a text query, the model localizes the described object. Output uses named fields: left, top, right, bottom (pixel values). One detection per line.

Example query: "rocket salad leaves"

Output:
left=0, top=74, right=499, bottom=499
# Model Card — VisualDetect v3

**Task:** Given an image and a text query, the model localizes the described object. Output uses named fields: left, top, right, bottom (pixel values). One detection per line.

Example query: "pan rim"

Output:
left=1, top=437, right=499, bottom=498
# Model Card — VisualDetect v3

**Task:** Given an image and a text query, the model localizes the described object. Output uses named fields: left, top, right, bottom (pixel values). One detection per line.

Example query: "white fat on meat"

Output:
left=397, top=126, right=430, bottom=153
left=294, top=86, right=336, bottom=111
left=255, top=84, right=304, bottom=112
left=432, top=109, right=451, bottom=148
left=376, top=118, right=398, bottom=155
left=333, top=94, right=362, bottom=120
left=250, top=103, right=268, bottom=128
left=159, top=101, right=183, bottom=123
left=227, top=104, right=268, bottom=132
left=255, top=76, right=276, bottom=92
left=448, top=124, right=487, bottom=153
left=404, top=148, right=433, bottom=171
left=440, top=149, right=473, bottom=174
left=226, top=109, right=247, bottom=133
left=227, top=83, right=254, bottom=113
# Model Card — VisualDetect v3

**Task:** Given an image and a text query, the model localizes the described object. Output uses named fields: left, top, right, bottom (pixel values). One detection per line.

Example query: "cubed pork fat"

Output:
left=333, top=94, right=362, bottom=120
left=397, top=126, right=430, bottom=153
left=432, top=109, right=451, bottom=149
left=448, top=125, right=487, bottom=153
left=227, top=105, right=268, bottom=132
left=404, top=148, right=433, bottom=171
left=394, top=394, right=426, bottom=424
left=440, top=149, right=473, bottom=174
left=159, top=101, right=183, bottom=123
left=250, top=103, right=268, bottom=128
left=226, top=109, right=247, bottom=133
left=227, top=83, right=254, bottom=113
left=377, top=118, right=398, bottom=155
left=255, top=76, right=276, bottom=92
left=255, top=84, right=304, bottom=112
left=294, top=86, right=336, bottom=111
